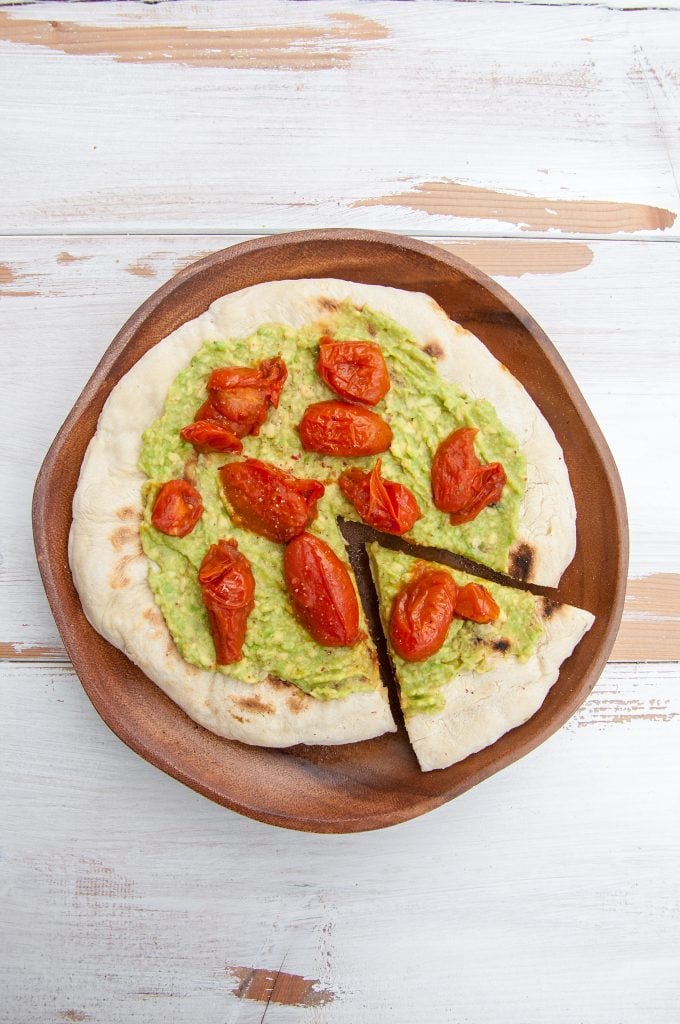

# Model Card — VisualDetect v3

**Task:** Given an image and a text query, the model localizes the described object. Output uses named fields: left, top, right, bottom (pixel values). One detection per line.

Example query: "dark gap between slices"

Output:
left=340, top=522, right=405, bottom=733
left=337, top=517, right=564, bottom=721
left=338, top=517, right=564, bottom=600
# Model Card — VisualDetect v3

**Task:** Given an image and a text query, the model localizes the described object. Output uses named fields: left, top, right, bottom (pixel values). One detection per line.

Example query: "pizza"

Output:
left=368, top=544, right=594, bottom=771
left=68, top=278, right=593, bottom=768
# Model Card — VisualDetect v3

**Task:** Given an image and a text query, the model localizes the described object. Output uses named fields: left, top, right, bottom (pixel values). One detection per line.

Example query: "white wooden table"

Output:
left=2, top=2, right=679, bottom=1020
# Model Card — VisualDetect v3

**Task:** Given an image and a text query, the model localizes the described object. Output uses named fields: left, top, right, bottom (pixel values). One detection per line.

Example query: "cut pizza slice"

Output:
left=368, top=543, right=594, bottom=772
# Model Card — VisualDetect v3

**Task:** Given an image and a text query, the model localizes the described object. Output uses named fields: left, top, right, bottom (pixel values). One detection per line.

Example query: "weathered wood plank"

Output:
left=2, top=2, right=677, bottom=1018
left=1, top=234, right=677, bottom=400
left=613, top=573, right=680, bottom=661
left=0, top=661, right=678, bottom=1022
left=1, top=233, right=678, bottom=660
left=0, top=0, right=678, bottom=237
left=4, top=571, right=676, bottom=664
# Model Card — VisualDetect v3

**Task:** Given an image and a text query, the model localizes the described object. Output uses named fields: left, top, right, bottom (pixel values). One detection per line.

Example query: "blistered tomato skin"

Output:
left=198, top=539, right=255, bottom=664
left=151, top=480, right=204, bottom=537
left=454, top=582, right=500, bottom=624
left=219, top=459, right=325, bottom=543
left=338, top=460, right=421, bottom=536
left=198, top=356, right=287, bottom=439
left=299, top=401, right=392, bottom=457
left=317, top=338, right=390, bottom=406
left=283, top=533, right=360, bottom=647
left=389, top=570, right=458, bottom=662
left=208, top=356, right=287, bottom=407
left=431, top=427, right=506, bottom=525
left=180, top=420, right=243, bottom=454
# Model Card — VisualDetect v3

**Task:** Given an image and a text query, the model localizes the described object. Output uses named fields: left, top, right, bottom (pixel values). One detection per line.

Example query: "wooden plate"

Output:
left=33, top=229, right=628, bottom=833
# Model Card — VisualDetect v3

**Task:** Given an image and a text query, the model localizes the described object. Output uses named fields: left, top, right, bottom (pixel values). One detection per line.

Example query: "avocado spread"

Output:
left=368, top=543, right=543, bottom=716
left=139, top=301, right=528, bottom=700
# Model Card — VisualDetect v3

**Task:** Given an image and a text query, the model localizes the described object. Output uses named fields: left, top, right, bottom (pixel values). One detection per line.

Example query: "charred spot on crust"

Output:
left=265, top=675, right=310, bottom=714
left=287, top=689, right=311, bottom=714
left=232, top=695, right=275, bottom=715
left=540, top=596, right=562, bottom=619
left=142, top=607, right=164, bottom=626
left=109, top=525, right=139, bottom=551
left=116, top=506, right=140, bottom=522
left=265, top=674, right=290, bottom=690
left=509, top=542, right=534, bottom=582
left=230, top=713, right=246, bottom=724
left=143, top=606, right=166, bottom=640
left=423, top=341, right=444, bottom=360
left=492, top=638, right=511, bottom=653
left=109, top=556, right=132, bottom=590
left=318, top=297, right=339, bottom=313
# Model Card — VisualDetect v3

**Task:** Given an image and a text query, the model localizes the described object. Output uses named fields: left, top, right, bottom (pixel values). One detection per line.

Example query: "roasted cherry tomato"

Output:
left=431, top=427, right=506, bottom=525
left=454, top=582, right=500, bottom=624
left=338, top=459, right=421, bottom=535
left=317, top=337, right=390, bottom=406
left=151, top=479, right=203, bottom=537
left=180, top=420, right=243, bottom=454
left=208, top=357, right=287, bottom=405
left=283, top=533, right=360, bottom=647
left=198, top=539, right=255, bottom=664
left=205, top=356, right=287, bottom=438
left=389, top=569, right=458, bottom=662
left=219, top=459, right=325, bottom=543
left=299, top=401, right=392, bottom=457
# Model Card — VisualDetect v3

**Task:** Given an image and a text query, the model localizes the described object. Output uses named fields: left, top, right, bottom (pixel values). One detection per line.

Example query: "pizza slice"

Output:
left=368, top=542, right=594, bottom=771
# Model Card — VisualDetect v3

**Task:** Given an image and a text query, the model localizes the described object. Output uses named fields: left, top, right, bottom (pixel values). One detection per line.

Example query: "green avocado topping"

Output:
left=139, top=301, right=528, bottom=700
left=368, top=543, right=543, bottom=716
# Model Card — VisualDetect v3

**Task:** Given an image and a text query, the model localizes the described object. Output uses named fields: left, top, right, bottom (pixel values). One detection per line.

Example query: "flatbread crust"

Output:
left=69, top=286, right=395, bottom=747
left=69, top=278, right=577, bottom=749
left=400, top=599, right=594, bottom=772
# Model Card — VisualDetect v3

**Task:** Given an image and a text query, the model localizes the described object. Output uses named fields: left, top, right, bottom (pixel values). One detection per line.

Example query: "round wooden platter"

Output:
left=33, top=229, right=628, bottom=833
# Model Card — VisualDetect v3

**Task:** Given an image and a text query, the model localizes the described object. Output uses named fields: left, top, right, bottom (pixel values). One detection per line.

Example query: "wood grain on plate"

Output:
left=32, top=229, right=627, bottom=832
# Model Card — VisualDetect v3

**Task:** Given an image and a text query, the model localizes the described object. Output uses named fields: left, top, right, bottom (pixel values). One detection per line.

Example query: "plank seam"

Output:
left=1, top=230, right=679, bottom=243
left=0, top=0, right=678, bottom=12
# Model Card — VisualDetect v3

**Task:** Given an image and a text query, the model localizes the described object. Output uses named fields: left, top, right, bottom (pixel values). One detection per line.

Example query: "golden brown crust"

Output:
left=232, top=695, right=276, bottom=716
left=115, top=505, right=140, bottom=522
left=109, top=525, right=139, bottom=551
